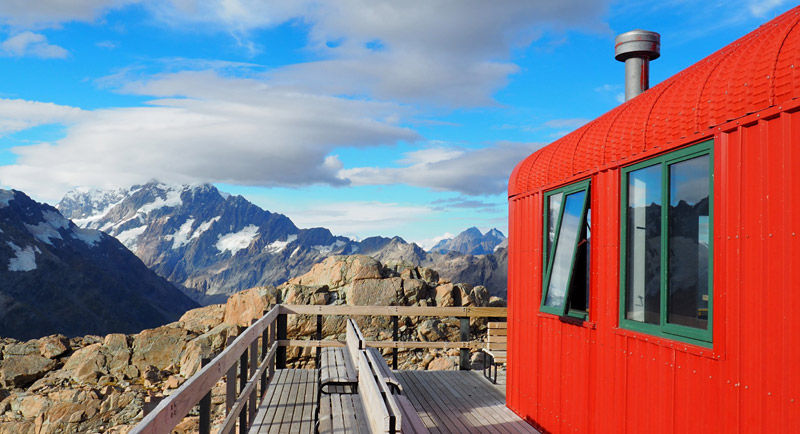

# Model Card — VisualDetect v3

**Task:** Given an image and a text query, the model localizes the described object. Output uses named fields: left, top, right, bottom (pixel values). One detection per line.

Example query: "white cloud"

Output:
left=0, top=72, right=418, bottom=202
left=144, top=0, right=611, bottom=106
left=0, top=98, right=85, bottom=135
left=287, top=201, right=432, bottom=239
left=339, top=141, right=545, bottom=196
left=0, top=0, right=139, bottom=28
left=1, top=32, right=68, bottom=58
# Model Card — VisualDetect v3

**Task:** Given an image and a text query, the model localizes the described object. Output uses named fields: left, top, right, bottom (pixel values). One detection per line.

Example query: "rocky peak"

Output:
left=429, top=226, right=507, bottom=255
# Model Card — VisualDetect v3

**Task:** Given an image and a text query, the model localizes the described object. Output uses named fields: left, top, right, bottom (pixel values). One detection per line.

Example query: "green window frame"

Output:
left=541, top=179, right=591, bottom=319
left=619, top=140, right=714, bottom=346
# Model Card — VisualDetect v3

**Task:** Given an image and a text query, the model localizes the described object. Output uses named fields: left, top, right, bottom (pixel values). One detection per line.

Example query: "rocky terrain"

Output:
left=57, top=182, right=508, bottom=304
left=0, top=255, right=505, bottom=434
left=0, top=189, right=198, bottom=340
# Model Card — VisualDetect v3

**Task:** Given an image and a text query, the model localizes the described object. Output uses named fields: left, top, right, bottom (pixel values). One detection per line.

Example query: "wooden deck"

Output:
left=249, top=368, right=538, bottom=434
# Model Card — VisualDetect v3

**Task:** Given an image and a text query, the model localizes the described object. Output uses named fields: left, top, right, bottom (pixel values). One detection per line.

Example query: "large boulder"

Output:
left=37, top=336, right=70, bottom=360
left=131, top=326, right=193, bottom=372
left=179, top=304, right=225, bottom=334
left=223, top=286, right=277, bottom=328
left=62, top=343, right=107, bottom=384
left=434, top=283, right=459, bottom=307
left=102, top=334, right=131, bottom=379
left=0, top=355, right=57, bottom=388
left=288, top=255, right=383, bottom=289
left=345, top=277, right=402, bottom=306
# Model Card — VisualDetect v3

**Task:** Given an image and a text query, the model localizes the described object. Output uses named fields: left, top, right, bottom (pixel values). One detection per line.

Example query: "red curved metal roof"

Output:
left=509, top=6, right=800, bottom=197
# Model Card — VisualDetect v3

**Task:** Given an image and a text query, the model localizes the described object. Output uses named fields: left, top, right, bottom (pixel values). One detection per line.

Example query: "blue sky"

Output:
left=0, top=0, right=793, bottom=248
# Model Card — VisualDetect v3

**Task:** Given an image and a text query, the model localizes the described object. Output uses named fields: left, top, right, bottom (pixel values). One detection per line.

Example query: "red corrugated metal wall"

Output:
left=506, top=7, right=800, bottom=434
left=508, top=108, right=800, bottom=433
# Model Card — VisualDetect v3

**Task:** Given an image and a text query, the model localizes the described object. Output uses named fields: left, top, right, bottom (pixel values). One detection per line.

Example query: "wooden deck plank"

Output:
left=252, top=368, right=535, bottom=434
left=424, top=371, right=500, bottom=434
left=251, top=369, right=291, bottom=432
left=394, top=370, right=539, bottom=434
left=250, top=370, right=316, bottom=434
left=430, top=371, right=520, bottom=434
left=395, top=370, right=475, bottom=434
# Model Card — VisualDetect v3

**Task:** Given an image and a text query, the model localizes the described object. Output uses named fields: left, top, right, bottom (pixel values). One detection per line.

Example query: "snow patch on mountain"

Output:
left=7, top=241, right=39, bottom=272
left=72, top=227, right=104, bottom=247
left=140, top=188, right=183, bottom=214
left=25, top=222, right=63, bottom=245
left=192, top=216, right=221, bottom=240
left=266, top=234, right=297, bottom=254
left=165, top=218, right=196, bottom=249
left=116, top=225, right=147, bottom=249
left=216, top=225, right=259, bottom=255
left=314, top=240, right=346, bottom=255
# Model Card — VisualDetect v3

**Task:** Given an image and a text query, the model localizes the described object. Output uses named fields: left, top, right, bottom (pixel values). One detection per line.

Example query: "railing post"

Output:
left=225, top=336, right=236, bottom=434
left=277, top=311, right=287, bottom=369
left=316, top=314, right=322, bottom=368
left=239, top=346, right=248, bottom=434
left=459, top=317, right=470, bottom=370
left=269, top=323, right=276, bottom=379
left=199, top=358, right=211, bottom=434
left=261, top=313, right=269, bottom=402
left=249, top=319, right=258, bottom=428
left=391, top=315, right=399, bottom=370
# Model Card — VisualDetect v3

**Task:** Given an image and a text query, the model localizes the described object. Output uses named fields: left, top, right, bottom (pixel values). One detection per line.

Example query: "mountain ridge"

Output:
left=57, top=182, right=508, bottom=304
left=0, top=189, right=199, bottom=340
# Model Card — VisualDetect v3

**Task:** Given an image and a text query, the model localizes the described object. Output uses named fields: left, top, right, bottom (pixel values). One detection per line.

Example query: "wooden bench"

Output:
left=360, top=350, right=428, bottom=434
left=482, top=322, right=507, bottom=384
left=318, top=319, right=364, bottom=394
left=317, top=320, right=428, bottom=434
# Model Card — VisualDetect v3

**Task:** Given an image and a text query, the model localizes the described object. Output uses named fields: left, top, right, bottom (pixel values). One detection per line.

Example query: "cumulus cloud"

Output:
left=1, top=32, right=68, bottom=58
left=0, top=99, right=85, bottom=135
left=0, top=71, right=418, bottom=201
left=339, top=141, right=544, bottom=196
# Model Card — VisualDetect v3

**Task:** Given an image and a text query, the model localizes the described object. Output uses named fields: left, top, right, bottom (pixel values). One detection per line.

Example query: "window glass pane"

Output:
left=626, top=165, right=661, bottom=324
left=547, top=193, right=563, bottom=266
left=545, top=190, right=585, bottom=308
left=668, top=155, right=710, bottom=329
left=567, top=208, right=590, bottom=313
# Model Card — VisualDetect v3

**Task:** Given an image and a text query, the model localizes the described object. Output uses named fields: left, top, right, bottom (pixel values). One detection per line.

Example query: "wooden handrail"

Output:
left=131, top=305, right=280, bottom=434
left=279, top=304, right=507, bottom=318
left=130, top=303, right=507, bottom=434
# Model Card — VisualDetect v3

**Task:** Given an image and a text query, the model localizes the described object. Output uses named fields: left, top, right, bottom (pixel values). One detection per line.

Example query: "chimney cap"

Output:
left=615, top=29, right=660, bottom=62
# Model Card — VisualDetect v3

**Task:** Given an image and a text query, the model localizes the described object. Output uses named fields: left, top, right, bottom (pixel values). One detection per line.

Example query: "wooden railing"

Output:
left=131, top=304, right=506, bottom=434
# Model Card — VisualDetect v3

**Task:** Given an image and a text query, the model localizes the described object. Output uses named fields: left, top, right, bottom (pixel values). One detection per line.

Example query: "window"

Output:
left=620, top=141, right=713, bottom=345
left=542, top=180, right=591, bottom=319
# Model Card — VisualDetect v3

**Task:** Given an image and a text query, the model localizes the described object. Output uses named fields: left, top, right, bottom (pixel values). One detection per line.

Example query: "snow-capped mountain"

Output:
left=429, top=227, right=507, bottom=255
left=58, top=182, right=508, bottom=304
left=0, top=189, right=198, bottom=340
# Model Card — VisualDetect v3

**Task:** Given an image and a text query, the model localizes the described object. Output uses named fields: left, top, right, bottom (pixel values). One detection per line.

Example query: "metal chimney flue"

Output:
left=615, top=30, right=660, bottom=102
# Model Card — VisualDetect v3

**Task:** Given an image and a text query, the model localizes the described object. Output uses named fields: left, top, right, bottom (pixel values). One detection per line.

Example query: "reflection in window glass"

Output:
left=547, top=193, right=563, bottom=266
left=567, top=208, right=590, bottom=312
left=668, top=155, right=710, bottom=329
left=545, top=190, right=586, bottom=308
left=626, top=165, right=661, bottom=324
